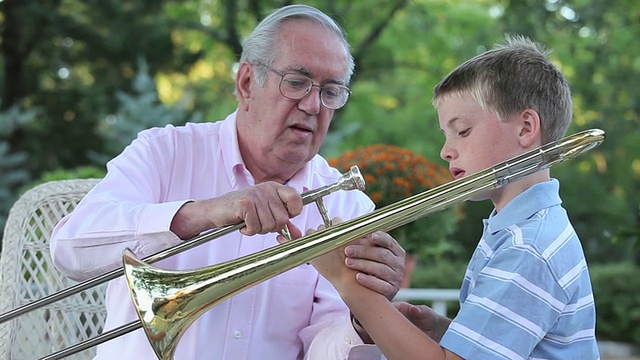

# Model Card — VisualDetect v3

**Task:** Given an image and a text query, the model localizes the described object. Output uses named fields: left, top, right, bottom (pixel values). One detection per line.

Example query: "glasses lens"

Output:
left=280, top=74, right=312, bottom=99
left=320, top=84, right=349, bottom=109
left=279, top=73, right=350, bottom=110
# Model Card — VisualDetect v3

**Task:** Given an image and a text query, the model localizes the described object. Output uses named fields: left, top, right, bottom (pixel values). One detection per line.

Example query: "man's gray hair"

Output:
left=239, top=4, right=355, bottom=86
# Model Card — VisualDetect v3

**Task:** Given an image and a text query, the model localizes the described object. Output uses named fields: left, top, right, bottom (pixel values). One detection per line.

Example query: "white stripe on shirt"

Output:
left=541, top=223, right=574, bottom=259
left=448, top=322, right=526, bottom=360
left=480, top=267, right=565, bottom=311
left=466, top=294, right=546, bottom=339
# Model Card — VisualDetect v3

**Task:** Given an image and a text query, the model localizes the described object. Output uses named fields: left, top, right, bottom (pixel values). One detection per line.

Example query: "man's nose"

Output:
left=297, top=86, right=322, bottom=114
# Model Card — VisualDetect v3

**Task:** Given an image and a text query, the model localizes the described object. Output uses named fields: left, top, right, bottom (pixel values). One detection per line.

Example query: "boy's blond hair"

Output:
left=433, top=35, right=572, bottom=144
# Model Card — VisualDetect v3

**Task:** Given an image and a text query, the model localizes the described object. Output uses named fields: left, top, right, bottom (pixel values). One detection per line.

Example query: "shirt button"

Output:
left=234, top=330, right=242, bottom=338
left=344, top=336, right=352, bottom=344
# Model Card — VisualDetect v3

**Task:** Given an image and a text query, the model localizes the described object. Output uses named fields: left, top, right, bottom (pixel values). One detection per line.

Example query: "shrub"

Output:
left=589, top=261, right=640, bottom=345
left=408, top=260, right=466, bottom=318
left=328, top=144, right=464, bottom=260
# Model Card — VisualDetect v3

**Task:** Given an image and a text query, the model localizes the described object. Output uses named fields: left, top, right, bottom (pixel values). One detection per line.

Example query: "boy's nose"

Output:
left=440, top=142, right=456, bottom=161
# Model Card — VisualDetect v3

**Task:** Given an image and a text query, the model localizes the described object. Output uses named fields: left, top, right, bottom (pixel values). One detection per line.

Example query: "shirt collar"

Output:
left=220, top=110, right=250, bottom=188
left=486, top=178, right=562, bottom=234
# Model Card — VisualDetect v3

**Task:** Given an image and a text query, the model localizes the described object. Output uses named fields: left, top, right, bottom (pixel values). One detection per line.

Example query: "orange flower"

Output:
left=328, top=144, right=463, bottom=256
left=328, top=144, right=452, bottom=209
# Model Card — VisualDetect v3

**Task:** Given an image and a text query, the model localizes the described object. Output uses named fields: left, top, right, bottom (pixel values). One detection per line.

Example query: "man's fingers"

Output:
left=368, top=231, right=406, bottom=257
left=277, top=185, right=303, bottom=217
left=354, top=272, right=395, bottom=295
left=238, top=182, right=303, bottom=235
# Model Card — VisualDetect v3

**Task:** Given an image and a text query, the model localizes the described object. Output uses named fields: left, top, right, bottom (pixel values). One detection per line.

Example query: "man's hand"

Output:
left=342, top=230, right=405, bottom=343
left=284, top=219, right=405, bottom=298
left=171, top=182, right=303, bottom=239
left=393, top=301, right=451, bottom=342
left=275, top=217, right=408, bottom=345
left=344, top=231, right=405, bottom=300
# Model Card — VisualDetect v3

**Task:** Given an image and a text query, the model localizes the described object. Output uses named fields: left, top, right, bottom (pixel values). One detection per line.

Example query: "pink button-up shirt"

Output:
left=51, top=111, right=383, bottom=360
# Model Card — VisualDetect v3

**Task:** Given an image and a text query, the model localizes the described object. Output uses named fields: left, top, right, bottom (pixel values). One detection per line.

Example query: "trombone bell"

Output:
left=123, top=248, right=233, bottom=359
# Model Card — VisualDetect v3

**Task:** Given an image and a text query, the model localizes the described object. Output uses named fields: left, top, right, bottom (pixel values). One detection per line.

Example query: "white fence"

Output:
left=394, top=288, right=459, bottom=316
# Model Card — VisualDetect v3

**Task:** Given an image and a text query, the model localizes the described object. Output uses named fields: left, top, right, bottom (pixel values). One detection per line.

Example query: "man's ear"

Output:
left=236, top=62, right=253, bottom=111
left=518, top=109, right=542, bottom=148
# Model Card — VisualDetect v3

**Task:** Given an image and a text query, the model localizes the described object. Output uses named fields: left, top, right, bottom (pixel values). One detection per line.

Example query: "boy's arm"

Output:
left=301, top=230, right=462, bottom=359
left=339, top=282, right=463, bottom=360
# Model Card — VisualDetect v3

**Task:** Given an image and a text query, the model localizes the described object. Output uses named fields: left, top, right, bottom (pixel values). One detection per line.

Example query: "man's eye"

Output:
left=322, top=86, right=340, bottom=99
left=458, top=128, right=470, bottom=136
left=284, top=78, right=308, bottom=90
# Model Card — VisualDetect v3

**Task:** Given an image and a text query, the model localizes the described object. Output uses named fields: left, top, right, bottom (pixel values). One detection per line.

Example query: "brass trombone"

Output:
left=42, top=128, right=604, bottom=360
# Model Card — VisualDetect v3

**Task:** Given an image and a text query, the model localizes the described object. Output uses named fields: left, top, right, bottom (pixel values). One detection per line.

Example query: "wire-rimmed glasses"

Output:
left=257, top=63, right=351, bottom=110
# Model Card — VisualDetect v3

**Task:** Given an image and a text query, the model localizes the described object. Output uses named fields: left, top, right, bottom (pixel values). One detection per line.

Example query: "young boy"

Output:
left=303, top=35, right=599, bottom=359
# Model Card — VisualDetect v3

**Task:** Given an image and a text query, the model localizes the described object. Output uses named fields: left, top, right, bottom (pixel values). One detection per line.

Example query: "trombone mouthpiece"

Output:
left=342, top=165, right=365, bottom=191
left=300, top=165, right=366, bottom=205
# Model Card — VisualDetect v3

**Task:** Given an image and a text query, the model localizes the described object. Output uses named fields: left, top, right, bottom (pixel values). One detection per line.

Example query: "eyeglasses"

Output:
left=257, top=63, right=352, bottom=110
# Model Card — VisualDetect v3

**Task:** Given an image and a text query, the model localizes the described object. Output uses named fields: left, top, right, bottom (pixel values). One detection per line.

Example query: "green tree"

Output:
left=497, top=0, right=640, bottom=262
left=0, top=105, right=38, bottom=233
left=89, top=57, right=203, bottom=164
left=0, top=0, right=202, bottom=173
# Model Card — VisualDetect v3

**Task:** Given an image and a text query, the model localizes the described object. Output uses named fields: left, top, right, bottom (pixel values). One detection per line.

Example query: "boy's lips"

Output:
left=450, top=167, right=465, bottom=179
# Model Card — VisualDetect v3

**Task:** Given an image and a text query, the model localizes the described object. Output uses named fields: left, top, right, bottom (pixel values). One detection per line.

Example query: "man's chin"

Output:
left=282, top=144, right=317, bottom=163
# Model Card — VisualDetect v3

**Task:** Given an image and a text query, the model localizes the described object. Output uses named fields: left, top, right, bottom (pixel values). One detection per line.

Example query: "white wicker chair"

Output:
left=0, top=179, right=106, bottom=360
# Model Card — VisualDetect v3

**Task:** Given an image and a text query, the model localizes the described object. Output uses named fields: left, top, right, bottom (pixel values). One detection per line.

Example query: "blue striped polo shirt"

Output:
left=440, top=179, right=599, bottom=359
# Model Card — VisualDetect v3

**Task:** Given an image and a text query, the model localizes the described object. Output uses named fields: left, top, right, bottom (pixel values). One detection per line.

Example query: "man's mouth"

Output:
left=289, top=123, right=313, bottom=135
left=291, top=124, right=311, bottom=131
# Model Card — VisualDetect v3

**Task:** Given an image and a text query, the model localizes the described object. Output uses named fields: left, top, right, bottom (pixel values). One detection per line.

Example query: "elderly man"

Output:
left=51, top=4, right=404, bottom=360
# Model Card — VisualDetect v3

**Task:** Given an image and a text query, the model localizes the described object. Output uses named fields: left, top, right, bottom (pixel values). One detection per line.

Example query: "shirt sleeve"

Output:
left=440, top=244, right=565, bottom=359
left=305, top=316, right=383, bottom=360
left=50, top=128, right=188, bottom=281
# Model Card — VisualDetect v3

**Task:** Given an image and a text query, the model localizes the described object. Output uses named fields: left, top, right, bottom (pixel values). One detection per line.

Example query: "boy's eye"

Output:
left=458, top=128, right=471, bottom=136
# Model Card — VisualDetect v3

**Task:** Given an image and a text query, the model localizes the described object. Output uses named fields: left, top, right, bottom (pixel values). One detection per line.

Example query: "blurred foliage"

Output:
left=23, top=165, right=106, bottom=193
left=0, top=105, right=38, bottom=231
left=589, top=262, right=640, bottom=345
left=410, top=259, right=466, bottom=318
left=411, top=259, right=466, bottom=289
left=89, top=57, right=203, bottom=164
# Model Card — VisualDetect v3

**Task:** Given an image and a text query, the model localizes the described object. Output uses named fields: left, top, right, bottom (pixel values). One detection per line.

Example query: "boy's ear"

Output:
left=517, top=109, right=542, bottom=148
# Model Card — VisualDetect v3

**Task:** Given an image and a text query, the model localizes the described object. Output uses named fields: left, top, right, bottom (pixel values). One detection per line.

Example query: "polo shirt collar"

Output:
left=485, top=179, right=562, bottom=234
